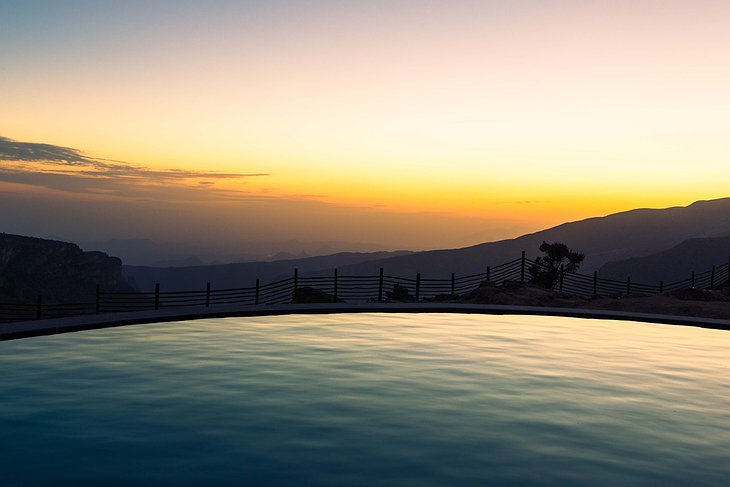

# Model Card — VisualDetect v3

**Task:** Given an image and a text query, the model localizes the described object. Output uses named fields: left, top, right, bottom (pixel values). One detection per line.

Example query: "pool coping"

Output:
left=2, top=302, right=729, bottom=341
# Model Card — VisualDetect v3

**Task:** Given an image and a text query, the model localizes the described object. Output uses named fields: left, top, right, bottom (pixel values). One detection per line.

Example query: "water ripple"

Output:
left=1, top=313, right=729, bottom=486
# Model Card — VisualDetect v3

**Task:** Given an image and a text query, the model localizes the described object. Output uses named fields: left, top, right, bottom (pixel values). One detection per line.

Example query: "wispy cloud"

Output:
left=0, top=135, right=269, bottom=199
left=0, top=136, right=267, bottom=179
left=0, top=136, right=95, bottom=165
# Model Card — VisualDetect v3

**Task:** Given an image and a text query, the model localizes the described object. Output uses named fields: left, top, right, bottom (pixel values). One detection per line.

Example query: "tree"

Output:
left=530, top=241, right=585, bottom=289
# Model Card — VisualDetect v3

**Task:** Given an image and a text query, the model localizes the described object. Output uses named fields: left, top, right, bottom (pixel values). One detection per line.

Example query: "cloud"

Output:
left=0, top=136, right=94, bottom=165
left=0, top=135, right=269, bottom=199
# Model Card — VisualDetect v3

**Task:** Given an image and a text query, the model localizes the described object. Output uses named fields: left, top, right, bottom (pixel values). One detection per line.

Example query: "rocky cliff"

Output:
left=0, top=233, right=135, bottom=303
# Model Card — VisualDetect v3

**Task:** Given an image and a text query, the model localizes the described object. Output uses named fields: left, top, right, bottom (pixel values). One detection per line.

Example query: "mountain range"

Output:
left=330, top=198, right=730, bottom=278
left=78, top=238, right=404, bottom=267
left=599, top=235, right=730, bottom=283
left=124, top=250, right=413, bottom=292
left=124, top=198, right=730, bottom=291
left=5, top=198, right=729, bottom=297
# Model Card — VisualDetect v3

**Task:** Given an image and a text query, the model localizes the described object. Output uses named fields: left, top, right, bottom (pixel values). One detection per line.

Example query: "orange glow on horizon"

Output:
left=2, top=1, right=729, bottom=245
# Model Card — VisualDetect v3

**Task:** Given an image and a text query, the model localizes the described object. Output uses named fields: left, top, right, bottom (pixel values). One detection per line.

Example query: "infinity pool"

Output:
left=1, top=313, right=729, bottom=485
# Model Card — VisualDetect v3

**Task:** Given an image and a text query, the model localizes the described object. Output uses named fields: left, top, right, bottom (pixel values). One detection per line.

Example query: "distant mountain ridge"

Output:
left=81, top=238, right=403, bottom=266
left=124, top=250, right=413, bottom=292
left=599, top=235, right=730, bottom=283
left=123, top=198, right=730, bottom=291
left=333, top=198, right=730, bottom=278
left=4, top=198, right=730, bottom=300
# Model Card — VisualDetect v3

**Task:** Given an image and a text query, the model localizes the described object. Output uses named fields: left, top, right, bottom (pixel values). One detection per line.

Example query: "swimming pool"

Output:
left=1, top=313, right=728, bottom=485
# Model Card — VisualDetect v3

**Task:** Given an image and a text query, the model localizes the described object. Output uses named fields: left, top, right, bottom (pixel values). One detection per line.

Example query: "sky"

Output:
left=2, top=0, right=729, bottom=251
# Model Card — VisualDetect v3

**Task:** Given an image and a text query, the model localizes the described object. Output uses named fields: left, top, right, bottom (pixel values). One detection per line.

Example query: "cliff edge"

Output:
left=0, top=233, right=135, bottom=303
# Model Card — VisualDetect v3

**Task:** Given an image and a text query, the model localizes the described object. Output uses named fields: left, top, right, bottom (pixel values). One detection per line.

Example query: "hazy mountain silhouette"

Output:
left=123, top=198, right=730, bottom=291
left=333, top=198, right=730, bottom=278
left=80, top=238, right=261, bottom=267
left=124, top=250, right=413, bottom=292
left=83, top=238, right=403, bottom=266
left=599, top=235, right=730, bottom=284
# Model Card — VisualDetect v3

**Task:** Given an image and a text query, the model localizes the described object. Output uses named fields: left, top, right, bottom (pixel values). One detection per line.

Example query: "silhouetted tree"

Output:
left=530, top=241, right=584, bottom=289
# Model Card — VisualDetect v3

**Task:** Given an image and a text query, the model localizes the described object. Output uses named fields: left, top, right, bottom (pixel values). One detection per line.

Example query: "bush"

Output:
left=530, top=241, right=584, bottom=289
left=386, top=283, right=414, bottom=302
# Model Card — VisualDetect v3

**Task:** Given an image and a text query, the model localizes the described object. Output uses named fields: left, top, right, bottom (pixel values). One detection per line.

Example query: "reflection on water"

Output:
left=1, top=314, right=729, bottom=486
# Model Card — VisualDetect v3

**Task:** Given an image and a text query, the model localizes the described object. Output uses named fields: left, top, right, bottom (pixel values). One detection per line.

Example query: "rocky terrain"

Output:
left=459, top=280, right=730, bottom=321
left=0, top=233, right=135, bottom=304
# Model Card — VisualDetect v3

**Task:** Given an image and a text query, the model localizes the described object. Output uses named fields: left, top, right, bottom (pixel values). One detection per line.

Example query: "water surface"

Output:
left=1, top=313, right=729, bottom=485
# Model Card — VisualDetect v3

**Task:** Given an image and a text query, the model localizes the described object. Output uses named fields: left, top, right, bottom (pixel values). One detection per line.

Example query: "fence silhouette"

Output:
left=2, top=252, right=729, bottom=324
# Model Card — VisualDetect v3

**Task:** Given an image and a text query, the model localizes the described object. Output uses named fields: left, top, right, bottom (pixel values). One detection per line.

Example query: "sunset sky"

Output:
left=2, top=0, right=729, bottom=250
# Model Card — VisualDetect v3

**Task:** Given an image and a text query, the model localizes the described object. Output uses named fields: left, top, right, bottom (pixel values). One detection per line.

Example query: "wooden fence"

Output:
left=2, top=252, right=729, bottom=323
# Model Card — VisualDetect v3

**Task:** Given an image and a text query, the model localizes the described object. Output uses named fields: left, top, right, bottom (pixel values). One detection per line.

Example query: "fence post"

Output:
left=659, top=281, right=664, bottom=294
left=294, top=268, right=299, bottom=292
left=154, top=283, right=160, bottom=310
left=520, top=251, right=526, bottom=283
left=451, top=273, right=455, bottom=295
left=333, top=268, right=338, bottom=303
left=205, top=282, right=211, bottom=307
left=36, top=294, right=42, bottom=320
left=593, top=271, right=598, bottom=296
left=95, top=284, right=100, bottom=314
left=255, top=278, right=260, bottom=305
left=486, top=266, right=490, bottom=282
left=378, top=268, right=384, bottom=302
left=416, top=272, right=421, bottom=301
left=691, top=271, right=695, bottom=288
left=626, top=277, right=631, bottom=297
left=559, top=265, right=564, bottom=293
left=710, top=265, right=715, bottom=289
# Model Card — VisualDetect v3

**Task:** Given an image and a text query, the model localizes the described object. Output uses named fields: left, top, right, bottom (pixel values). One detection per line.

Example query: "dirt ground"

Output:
left=572, top=295, right=730, bottom=320
left=462, top=282, right=730, bottom=321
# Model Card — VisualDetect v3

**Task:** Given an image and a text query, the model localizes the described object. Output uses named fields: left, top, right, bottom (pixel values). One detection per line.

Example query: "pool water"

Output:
left=1, top=313, right=729, bottom=486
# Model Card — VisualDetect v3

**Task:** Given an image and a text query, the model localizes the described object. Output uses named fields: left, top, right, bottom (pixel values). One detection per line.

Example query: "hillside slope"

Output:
left=335, top=198, right=730, bottom=278
left=124, top=250, right=412, bottom=292
left=123, top=198, right=730, bottom=289
left=599, top=235, right=730, bottom=283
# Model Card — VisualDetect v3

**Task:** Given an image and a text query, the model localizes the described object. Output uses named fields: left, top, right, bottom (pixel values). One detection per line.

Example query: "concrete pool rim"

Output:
left=2, top=303, right=730, bottom=341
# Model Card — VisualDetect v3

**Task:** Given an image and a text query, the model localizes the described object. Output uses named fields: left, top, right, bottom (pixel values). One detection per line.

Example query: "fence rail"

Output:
left=2, top=252, right=729, bottom=324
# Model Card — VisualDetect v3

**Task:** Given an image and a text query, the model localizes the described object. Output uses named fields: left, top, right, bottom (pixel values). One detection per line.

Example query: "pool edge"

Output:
left=2, top=303, right=730, bottom=341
